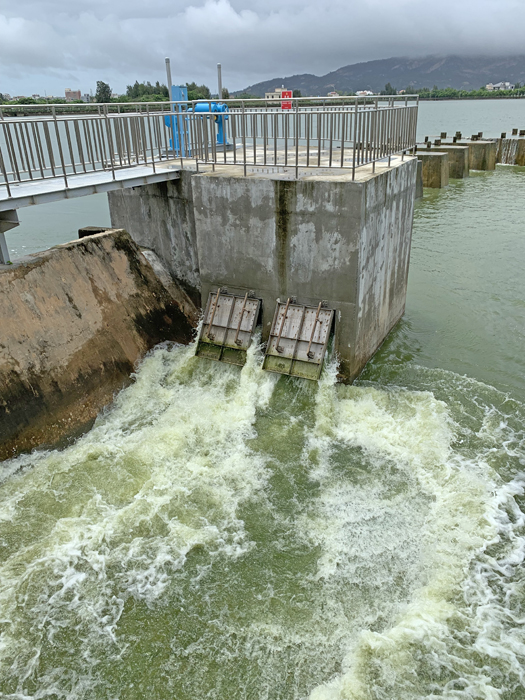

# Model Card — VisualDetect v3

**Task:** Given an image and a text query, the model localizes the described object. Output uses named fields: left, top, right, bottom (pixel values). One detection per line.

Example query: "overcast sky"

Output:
left=1, top=0, right=524, bottom=97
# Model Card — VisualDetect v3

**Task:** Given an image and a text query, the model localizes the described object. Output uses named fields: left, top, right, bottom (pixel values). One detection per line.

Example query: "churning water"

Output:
left=1, top=342, right=524, bottom=699
left=1, top=106, right=525, bottom=699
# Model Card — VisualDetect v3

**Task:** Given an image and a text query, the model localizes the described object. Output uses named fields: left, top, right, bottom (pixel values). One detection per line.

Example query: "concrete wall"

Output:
left=355, top=160, right=416, bottom=373
left=108, top=172, right=200, bottom=306
left=417, top=151, right=449, bottom=188
left=415, top=160, right=423, bottom=200
left=422, top=145, right=469, bottom=178
left=190, top=160, right=417, bottom=380
left=109, top=159, right=417, bottom=382
left=456, top=140, right=497, bottom=171
left=0, top=230, right=194, bottom=461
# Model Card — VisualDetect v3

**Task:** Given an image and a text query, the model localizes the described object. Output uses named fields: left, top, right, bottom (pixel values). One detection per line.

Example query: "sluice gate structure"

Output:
left=98, top=95, right=418, bottom=381
left=0, top=95, right=419, bottom=459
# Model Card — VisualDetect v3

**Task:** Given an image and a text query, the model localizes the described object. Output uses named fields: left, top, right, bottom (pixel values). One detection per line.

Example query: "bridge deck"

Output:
left=0, top=163, right=182, bottom=212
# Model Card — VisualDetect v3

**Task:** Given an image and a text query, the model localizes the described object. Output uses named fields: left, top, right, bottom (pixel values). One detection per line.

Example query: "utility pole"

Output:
left=165, top=57, right=173, bottom=100
left=217, top=63, right=222, bottom=101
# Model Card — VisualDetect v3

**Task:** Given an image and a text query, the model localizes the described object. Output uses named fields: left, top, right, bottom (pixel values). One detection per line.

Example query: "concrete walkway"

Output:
left=0, top=163, right=182, bottom=211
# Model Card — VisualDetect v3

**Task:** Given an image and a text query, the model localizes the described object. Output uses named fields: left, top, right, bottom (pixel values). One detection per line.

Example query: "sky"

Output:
left=1, top=0, right=524, bottom=97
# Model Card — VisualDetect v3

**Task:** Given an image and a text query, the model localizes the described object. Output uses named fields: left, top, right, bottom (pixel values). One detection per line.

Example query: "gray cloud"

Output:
left=1, top=0, right=524, bottom=96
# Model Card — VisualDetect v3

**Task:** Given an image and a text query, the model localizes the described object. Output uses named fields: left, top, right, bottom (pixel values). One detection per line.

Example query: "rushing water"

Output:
left=1, top=102, right=525, bottom=699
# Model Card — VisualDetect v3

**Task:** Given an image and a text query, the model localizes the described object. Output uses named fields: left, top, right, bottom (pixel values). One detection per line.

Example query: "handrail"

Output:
left=0, top=98, right=419, bottom=196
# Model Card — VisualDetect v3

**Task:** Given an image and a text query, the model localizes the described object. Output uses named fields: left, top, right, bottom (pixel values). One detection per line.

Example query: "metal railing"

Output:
left=0, top=96, right=419, bottom=197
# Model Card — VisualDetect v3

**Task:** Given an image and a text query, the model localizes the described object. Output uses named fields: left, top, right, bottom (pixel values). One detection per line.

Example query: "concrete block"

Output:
left=417, top=151, right=449, bottom=188
left=419, top=145, right=469, bottom=178
left=191, top=160, right=417, bottom=381
left=455, top=140, right=497, bottom=171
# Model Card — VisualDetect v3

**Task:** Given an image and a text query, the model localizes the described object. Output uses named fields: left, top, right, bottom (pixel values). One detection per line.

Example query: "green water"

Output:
left=1, top=104, right=525, bottom=699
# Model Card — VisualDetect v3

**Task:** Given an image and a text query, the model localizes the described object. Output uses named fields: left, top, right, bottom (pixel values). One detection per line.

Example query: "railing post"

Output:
left=0, top=144, right=12, bottom=198
left=295, top=98, right=299, bottom=179
left=146, top=104, right=156, bottom=173
left=103, top=104, right=116, bottom=180
left=352, top=98, right=358, bottom=180
left=242, top=101, right=247, bottom=177
left=52, top=106, right=68, bottom=188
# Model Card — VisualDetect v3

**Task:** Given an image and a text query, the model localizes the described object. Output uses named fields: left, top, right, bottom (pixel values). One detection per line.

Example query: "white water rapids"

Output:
left=1, top=340, right=524, bottom=700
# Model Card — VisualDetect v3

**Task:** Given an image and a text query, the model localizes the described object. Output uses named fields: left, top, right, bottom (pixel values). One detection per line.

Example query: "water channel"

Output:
left=1, top=100, right=524, bottom=699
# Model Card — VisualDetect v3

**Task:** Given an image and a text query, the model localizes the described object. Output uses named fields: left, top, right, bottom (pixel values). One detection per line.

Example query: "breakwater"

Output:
left=415, top=127, right=525, bottom=188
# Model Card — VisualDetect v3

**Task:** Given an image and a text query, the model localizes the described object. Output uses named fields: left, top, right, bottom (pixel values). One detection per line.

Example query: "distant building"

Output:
left=327, top=91, right=339, bottom=97
left=1, top=93, right=12, bottom=101
left=31, top=94, right=41, bottom=99
left=265, top=87, right=289, bottom=100
left=81, top=94, right=91, bottom=103
left=356, top=90, right=374, bottom=96
left=65, top=88, right=81, bottom=102
left=486, top=81, right=515, bottom=91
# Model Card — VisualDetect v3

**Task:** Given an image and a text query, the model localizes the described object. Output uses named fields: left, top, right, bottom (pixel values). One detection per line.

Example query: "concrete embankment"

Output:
left=0, top=229, right=195, bottom=461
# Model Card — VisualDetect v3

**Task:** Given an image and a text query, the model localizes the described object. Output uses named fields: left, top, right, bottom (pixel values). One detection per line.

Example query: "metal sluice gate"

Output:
left=195, top=290, right=335, bottom=380
left=196, top=290, right=261, bottom=366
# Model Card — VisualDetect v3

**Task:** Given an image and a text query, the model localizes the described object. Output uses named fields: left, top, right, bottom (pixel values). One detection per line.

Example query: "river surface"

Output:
left=1, top=101, right=525, bottom=699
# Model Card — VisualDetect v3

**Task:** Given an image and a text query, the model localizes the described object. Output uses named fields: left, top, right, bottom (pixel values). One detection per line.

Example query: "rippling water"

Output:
left=1, top=102, right=525, bottom=699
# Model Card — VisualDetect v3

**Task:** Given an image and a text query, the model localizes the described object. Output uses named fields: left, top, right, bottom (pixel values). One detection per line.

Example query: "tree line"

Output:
left=3, top=80, right=525, bottom=106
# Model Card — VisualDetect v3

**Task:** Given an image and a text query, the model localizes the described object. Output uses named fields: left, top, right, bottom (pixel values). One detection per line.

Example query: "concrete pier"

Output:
left=109, top=157, right=418, bottom=382
left=416, top=151, right=449, bottom=188
left=455, top=140, right=497, bottom=171
left=418, top=145, right=469, bottom=179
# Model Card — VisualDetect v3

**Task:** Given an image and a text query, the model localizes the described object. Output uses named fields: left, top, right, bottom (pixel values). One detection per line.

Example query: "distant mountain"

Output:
left=237, top=55, right=525, bottom=96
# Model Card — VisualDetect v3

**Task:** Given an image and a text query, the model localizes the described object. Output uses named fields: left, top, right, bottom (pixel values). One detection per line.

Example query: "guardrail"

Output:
left=0, top=96, right=419, bottom=197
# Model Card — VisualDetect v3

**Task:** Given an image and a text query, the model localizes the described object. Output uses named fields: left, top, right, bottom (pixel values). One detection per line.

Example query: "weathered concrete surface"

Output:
left=108, top=171, right=200, bottom=307
left=455, top=140, right=497, bottom=171
left=0, top=230, right=194, bottom=461
left=418, top=145, right=469, bottom=178
left=417, top=151, right=449, bottom=188
left=415, top=160, right=423, bottom=199
left=191, top=159, right=417, bottom=381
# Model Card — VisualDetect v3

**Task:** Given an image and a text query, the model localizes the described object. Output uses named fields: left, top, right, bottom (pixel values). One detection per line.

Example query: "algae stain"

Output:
left=274, top=180, right=295, bottom=298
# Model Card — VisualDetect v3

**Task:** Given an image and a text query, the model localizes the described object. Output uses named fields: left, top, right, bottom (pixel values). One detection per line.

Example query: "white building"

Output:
left=486, top=81, right=515, bottom=91
left=356, top=90, right=374, bottom=96
left=265, top=87, right=289, bottom=100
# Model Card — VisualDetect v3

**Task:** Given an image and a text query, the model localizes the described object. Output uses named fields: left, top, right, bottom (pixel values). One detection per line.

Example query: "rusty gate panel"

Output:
left=196, top=289, right=261, bottom=366
left=262, top=299, right=334, bottom=380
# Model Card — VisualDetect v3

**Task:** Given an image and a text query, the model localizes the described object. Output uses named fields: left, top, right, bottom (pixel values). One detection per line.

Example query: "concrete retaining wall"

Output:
left=0, top=230, right=194, bottom=461
left=108, top=172, right=201, bottom=306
